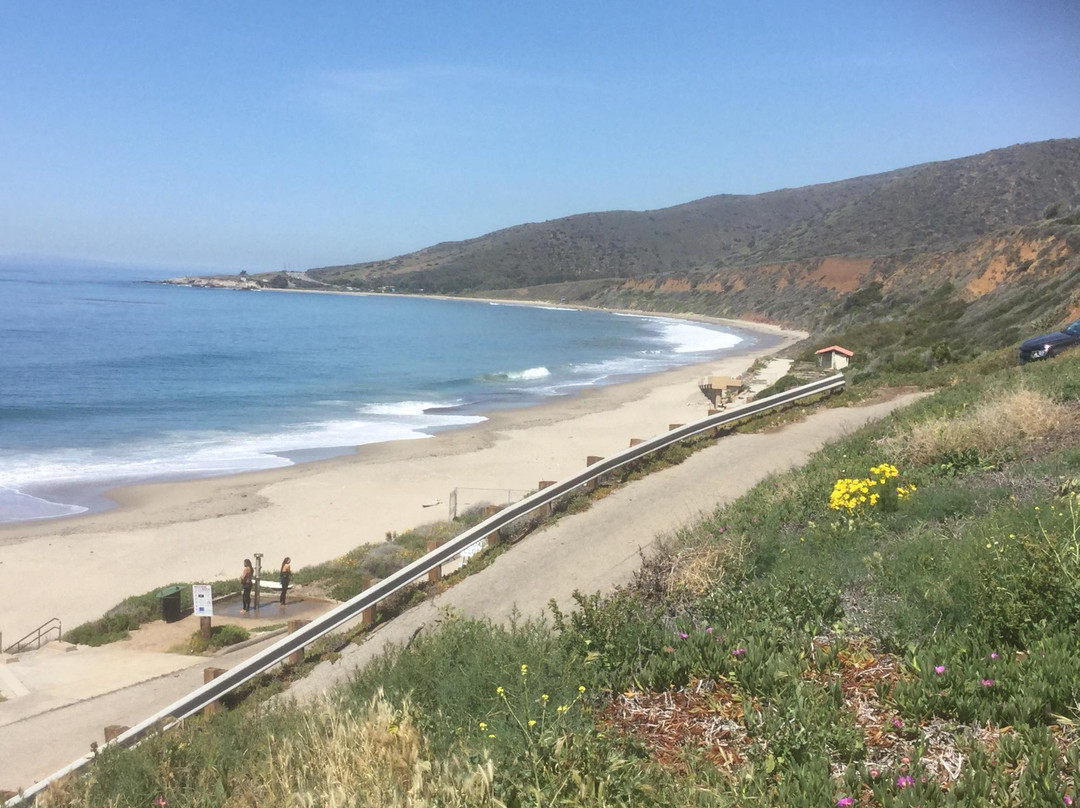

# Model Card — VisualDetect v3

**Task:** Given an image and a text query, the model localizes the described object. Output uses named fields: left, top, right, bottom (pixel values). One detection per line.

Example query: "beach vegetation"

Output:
left=64, top=581, right=235, bottom=646
left=180, top=624, right=250, bottom=655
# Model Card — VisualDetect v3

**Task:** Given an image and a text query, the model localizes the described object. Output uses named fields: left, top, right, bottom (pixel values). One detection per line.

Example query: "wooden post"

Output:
left=485, top=504, right=500, bottom=517
left=203, top=667, right=226, bottom=715
left=287, top=620, right=310, bottom=665
left=104, top=724, right=129, bottom=743
left=669, top=423, right=684, bottom=431
left=427, top=540, right=441, bottom=583
left=707, top=408, right=719, bottom=416
left=485, top=529, right=500, bottom=548
left=360, top=574, right=377, bottom=626
left=629, top=438, right=644, bottom=447
left=538, top=480, right=556, bottom=517
left=586, top=455, right=603, bottom=466
left=199, top=616, right=212, bottom=639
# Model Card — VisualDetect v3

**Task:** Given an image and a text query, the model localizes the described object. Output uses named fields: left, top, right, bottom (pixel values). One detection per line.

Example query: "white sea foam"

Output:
left=644, top=318, right=742, bottom=353
left=507, top=367, right=551, bottom=380
left=360, top=400, right=453, bottom=416
left=0, top=409, right=486, bottom=521
left=608, top=312, right=743, bottom=354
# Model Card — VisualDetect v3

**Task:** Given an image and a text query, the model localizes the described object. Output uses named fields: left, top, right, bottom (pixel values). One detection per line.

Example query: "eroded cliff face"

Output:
left=608, top=226, right=1080, bottom=330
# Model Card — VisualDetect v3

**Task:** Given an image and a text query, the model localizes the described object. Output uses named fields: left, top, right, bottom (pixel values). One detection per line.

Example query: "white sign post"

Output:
left=192, top=584, right=214, bottom=618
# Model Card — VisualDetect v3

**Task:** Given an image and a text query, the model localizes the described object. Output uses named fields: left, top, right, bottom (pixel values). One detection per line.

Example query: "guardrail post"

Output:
left=486, top=529, right=501, bottom=548
left=287, top=620, right=311, bottom=665
left=669, top=423, right=684, bottom=431
left=203, top=667, right=226, bottom=715
left=485, top=505, right=500, bottom=517
left=427, top=540, right=442, bottom=583
left=585, top=457, right=604, bottom=493
left=629, top=438, right=644, bottom=447
left=104, top=724, right=129, bottom=743
left=199, top=616, right=212, bottom=640
left=360, top=575, right=377, bottom=627
left=538, top=481, right=556, bottom=516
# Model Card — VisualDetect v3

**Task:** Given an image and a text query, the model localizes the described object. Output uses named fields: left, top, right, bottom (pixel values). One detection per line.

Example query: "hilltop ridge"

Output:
left=308, top=138, right=1080, bottom=297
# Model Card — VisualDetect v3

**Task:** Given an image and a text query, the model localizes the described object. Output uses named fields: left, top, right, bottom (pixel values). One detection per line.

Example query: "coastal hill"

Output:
left=304, top=138, right=1080, bottom=314
left=173, top=137, right=1080, bottom=371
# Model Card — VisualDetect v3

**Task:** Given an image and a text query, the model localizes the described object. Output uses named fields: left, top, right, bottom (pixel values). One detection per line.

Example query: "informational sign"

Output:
left=192, top=584, right=214, bottom=617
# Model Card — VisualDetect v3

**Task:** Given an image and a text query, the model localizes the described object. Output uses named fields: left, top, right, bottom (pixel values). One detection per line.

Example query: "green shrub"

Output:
left=185, top=624, right=250, bottom=654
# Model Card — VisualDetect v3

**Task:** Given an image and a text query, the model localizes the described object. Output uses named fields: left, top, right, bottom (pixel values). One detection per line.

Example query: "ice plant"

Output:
left=837, top=798, right=854, bottom=807
left=897, top=775, right=915, bottom=788
left=935, top=665, right=946, bottom=675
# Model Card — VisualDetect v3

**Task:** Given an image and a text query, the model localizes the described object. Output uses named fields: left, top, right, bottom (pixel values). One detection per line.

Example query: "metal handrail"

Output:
left=8, top=373, right=844, bottom=804
left=3, top=618, right=61, bottom=655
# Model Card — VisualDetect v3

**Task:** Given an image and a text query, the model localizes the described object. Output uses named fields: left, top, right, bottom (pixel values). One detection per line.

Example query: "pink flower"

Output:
left=837, top=798, right=854, bottom=807
left=155, top=800, right=168, bottom=807
left=1064, top=795, right=1072, bottom=805
left=897, top=775, right=915, bottom=788
left=892, top=717, right=903, bottom=728
left=981, top=678, right=994, bottom=687
left=869, top=768, right=881, bottom=779
left=934, top=665, right=946, bottom=675
left=990, top=652, right=1000, bottom=660
left=678, top=632, right=688, bottom=639
left=733, top=648, right=747, bottom=657
left=706, top=626, right=714, bottom=634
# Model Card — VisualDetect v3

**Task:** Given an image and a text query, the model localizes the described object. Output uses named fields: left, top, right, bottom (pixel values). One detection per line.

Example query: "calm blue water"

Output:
left=0, top=260, right=766, bottom=523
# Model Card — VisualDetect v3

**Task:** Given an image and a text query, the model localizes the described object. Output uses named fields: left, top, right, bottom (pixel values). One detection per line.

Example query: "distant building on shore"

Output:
left=815, top=345, right=854, bottom=370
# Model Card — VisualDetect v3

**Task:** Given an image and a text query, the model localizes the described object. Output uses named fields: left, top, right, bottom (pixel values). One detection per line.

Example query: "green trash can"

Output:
left=158, top=585, right=183, bottom=623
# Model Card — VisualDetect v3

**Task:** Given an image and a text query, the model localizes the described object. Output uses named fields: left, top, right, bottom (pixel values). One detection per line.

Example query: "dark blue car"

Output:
left=1019, top=317, right=1080, bottom=363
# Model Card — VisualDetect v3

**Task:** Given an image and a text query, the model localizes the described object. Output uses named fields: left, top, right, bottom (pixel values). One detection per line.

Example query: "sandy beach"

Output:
left=0, top=316, right=804, bottom=644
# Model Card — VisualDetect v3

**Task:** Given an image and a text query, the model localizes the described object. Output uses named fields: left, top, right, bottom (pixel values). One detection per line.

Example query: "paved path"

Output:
left=0, top=394, right=921, bottom=793
left=288, top=393, right=922, bottom=700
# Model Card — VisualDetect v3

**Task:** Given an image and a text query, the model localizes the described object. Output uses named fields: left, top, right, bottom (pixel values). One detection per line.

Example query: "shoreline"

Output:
left=2, top=295, right=794, bottom=528
left=0, top=310, right=805, bottom=641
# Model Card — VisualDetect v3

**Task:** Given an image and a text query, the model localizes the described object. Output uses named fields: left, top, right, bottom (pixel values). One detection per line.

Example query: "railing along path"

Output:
left=9, top=373, right=844, bottom=804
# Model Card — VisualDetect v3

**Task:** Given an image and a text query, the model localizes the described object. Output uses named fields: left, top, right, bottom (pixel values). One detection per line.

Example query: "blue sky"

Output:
left=1, top=1, right=1078, bottom=272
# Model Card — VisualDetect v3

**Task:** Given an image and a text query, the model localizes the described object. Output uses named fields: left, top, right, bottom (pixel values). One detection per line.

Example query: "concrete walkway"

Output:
left=0, top=596, right=335, bottom=791
left=0, top=393, right=921, bottom=794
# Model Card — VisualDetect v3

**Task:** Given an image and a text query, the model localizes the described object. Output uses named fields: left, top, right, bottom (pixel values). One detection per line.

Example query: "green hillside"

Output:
left=309, top=139, right=1080, bottom=295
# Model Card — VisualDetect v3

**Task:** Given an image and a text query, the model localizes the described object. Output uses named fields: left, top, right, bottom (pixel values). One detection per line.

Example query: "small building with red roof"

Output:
left=815, top=345, right=854, bottom=370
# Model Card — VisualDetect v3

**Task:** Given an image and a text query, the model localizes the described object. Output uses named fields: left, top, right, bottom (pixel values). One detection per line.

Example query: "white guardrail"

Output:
left=9, top=373, right=844, bottom=804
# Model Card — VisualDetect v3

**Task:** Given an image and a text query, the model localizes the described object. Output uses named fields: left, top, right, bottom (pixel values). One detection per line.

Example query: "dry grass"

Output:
left=664, top=534, right=751, bottom=596
left=38, top=692, right=499, bottom=808
left=882, top=388, right=1067, bottom=465
left=267, top=692, right=497, bottom=808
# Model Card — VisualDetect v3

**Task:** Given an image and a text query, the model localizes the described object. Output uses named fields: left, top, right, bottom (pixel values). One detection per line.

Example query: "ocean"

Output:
left=0, top=260, right=765, bottom=524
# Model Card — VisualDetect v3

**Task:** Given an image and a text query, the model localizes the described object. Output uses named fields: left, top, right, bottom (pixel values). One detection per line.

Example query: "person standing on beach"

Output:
left=240, top=558, right=254, bottom=612
left=279, top=556, right=292, bottom=606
